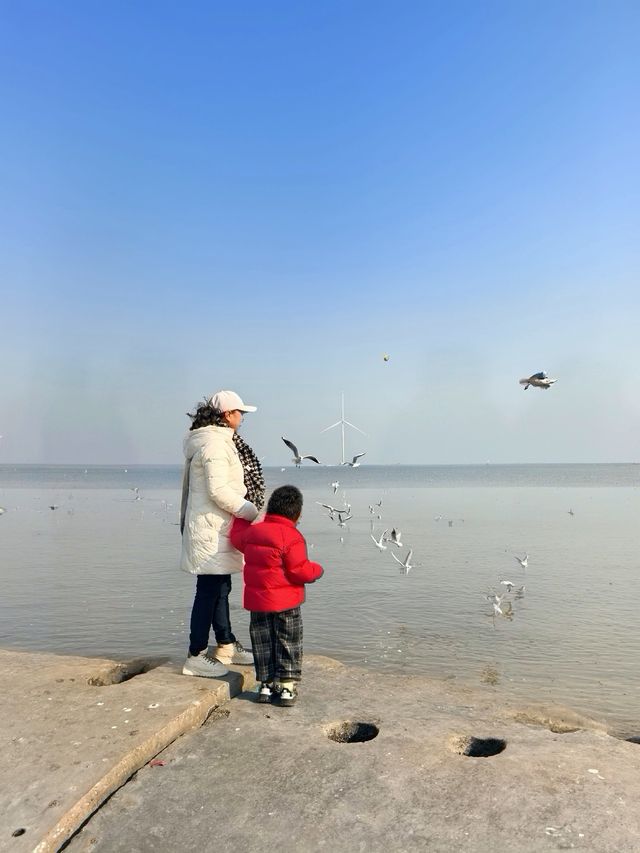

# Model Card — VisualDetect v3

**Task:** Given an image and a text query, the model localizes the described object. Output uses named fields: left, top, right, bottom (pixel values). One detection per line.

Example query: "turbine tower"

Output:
left=321, top=393, right=366, bottom=465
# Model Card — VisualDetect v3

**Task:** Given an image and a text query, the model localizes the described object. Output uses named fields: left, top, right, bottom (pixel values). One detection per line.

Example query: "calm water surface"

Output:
left=1, top=464, right=639, bottom=735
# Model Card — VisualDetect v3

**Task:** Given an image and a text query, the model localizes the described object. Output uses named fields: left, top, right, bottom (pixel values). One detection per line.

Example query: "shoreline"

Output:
left=1, top=640, right=636, bottom=741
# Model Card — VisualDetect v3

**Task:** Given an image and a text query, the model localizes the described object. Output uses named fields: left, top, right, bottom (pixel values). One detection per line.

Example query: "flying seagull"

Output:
left=316, top=501, right=348, bottom=521
left=370, top=529, right=388, bottom=551
left=331, top=481, right=340, bottom=494
left=392, top=549, right=415, bottom=574
left=342, top=452, right=366, bottom=468
left=282, top=437, right=321, bottom=467
left=387, top=528, right=403, bottom=548
left=514, top=554, right=529, bottom=569
left=519, top=371, right=557, bottom=390
left=486, top=592, right=506, bottom=617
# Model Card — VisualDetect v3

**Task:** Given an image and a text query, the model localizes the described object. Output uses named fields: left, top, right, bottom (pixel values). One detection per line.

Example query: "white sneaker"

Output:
left=182, top=651, right=229, bottom=678
left=257, top=682, right=274, bottom=703
left=214, top=641, right=254, bottom=666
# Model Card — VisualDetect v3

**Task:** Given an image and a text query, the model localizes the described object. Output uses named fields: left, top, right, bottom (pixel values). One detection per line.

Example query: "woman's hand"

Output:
left=235, top=500, right=259, bottom=521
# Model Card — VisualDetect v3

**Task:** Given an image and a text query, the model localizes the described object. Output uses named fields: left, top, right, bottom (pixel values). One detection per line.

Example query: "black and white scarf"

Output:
left=233, top=433, right=266, bottom=510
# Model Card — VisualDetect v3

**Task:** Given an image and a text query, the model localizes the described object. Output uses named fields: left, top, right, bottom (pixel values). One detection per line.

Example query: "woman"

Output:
left=180, top=389, right=265, bottom=678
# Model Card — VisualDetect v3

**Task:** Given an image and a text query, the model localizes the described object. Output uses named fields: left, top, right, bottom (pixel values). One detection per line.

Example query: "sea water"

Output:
left=1, top=464, right=638, bottom=735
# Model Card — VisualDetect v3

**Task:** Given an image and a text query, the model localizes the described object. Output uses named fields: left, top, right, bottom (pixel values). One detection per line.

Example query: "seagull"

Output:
left=383, top=353, right=390, bottom=362
left=131, top=487, right=142, bottom=501
left=391, top=549, right=415, bottom=574
left=515, top=585, right=526, bottom=598
left=486, top=593, right=506, bottom=617
left=337, top=514, right=352, bottom=528
left=49, top=505, right=59, bottom=511
left=336, top=507, right=351, bottom=524
left=370, top=529, right=388, bottom=551
left=387, top=528, right=403, bottom=548
left=500, top=580, right=514, bottom=592
left=316, top=502, right=348, bottom=521
left=342, top=452, right=366, bottom=468
left=568, top=508, right=575, bottom=516
left=0, top=507, right=6, bottom=516
left=514, top=554, right=528, bottom=569
left=519, top=371, right=557, bottom=390
left=331, top=481, right=340, bottom=494
left=282, top=437, right=321, bottom=467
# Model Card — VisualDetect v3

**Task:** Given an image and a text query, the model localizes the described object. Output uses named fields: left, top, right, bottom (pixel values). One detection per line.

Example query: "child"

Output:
left=230, top=485, right=324, bottom=705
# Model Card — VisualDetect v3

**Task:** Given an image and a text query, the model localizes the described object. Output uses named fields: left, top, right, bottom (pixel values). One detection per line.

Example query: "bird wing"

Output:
left=391, top=551, right=403, bottom=565
left=352, top=452, right=366, bottom=463
left=303, top=455, right=321, bottom=464
left=406, top=550, right=413, bottom=564
left=282, top=437, right=299, bottom=456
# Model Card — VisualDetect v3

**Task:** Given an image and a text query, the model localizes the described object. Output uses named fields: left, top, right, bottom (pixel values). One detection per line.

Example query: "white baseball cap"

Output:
left=209, top=390, right=257, bottom=413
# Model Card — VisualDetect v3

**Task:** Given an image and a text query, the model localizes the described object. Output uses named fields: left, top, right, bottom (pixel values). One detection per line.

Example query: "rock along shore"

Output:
left=1, top=649, right=639, bottom=853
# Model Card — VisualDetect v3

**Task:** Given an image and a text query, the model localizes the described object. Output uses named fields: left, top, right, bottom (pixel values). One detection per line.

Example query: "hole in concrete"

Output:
left=87, top=657, right=168, bottom=686
left=326, top=721, right=379, bottom=743
left=12, top=828, right=26, bottom=837
left=449, top=735, right=506, bottom=757
left=626, top=736, right=640, bottom=745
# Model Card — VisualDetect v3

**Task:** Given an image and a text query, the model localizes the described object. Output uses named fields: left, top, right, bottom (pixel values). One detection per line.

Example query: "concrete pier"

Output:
left=1, top=650, right=639, bottom=852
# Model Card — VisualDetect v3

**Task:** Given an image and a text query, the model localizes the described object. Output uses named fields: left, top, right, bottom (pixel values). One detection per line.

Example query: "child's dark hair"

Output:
left=267, top=485, right=303, bottom=520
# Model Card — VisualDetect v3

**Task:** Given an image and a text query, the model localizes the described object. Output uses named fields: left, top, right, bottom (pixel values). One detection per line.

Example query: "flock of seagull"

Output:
left=280, top=371, right=561, bottom=621
left=314, top=476, right=540, bottom=621
left=282, top=437, right=366, bottom=468
left=485, top=553, right=529, bottom=626
left=316, top=488, right=417, bottom=575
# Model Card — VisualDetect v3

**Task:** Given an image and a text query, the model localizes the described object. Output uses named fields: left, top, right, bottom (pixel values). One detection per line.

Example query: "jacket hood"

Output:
left=183, top=425, right=233, bottom=461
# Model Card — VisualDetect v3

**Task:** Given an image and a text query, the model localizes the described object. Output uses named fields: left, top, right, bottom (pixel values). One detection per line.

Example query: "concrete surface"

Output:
left=62, top=656, right=640, bottom=853
left=0, top=649, right=253, bottom=853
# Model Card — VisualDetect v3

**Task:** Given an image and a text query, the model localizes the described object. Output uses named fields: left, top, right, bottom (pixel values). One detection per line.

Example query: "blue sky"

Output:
left=1, top=1, right=639, bottom=464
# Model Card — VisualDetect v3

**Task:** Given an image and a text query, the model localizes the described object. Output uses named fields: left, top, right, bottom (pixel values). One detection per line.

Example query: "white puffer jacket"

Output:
left=180, top=426, right=253, bottom=575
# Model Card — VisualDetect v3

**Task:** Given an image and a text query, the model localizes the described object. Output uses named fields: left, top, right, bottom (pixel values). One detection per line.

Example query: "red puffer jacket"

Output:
left=230, top=514, right=324, bottom=612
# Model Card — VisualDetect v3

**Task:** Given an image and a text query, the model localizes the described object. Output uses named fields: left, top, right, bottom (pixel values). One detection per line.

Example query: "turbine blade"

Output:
left=321, top=421, right=342, bottom=433
left=343, top=420, right=367, bottom=436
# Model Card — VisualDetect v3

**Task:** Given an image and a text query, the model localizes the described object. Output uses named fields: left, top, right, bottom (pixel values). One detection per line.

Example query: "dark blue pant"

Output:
left=188, top=574, right=236, bottom=656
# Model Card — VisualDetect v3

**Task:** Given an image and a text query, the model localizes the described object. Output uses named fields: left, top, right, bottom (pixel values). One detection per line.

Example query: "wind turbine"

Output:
left=321, top=393, right=366, bottom=465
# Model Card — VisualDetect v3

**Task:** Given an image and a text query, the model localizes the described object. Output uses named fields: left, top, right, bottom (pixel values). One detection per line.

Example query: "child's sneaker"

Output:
left=277, top=685, right=297, bottom=706
left=257, top=682, right=274, bottom=703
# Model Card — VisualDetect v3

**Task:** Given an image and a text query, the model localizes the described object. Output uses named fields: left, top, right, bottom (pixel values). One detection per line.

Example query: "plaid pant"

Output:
left=249, top=607, right=303, bottom=683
